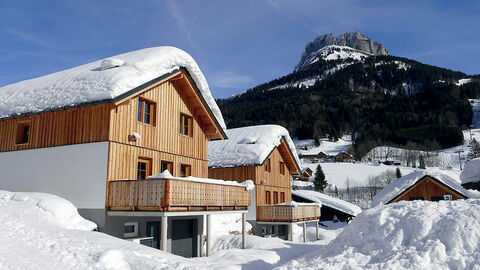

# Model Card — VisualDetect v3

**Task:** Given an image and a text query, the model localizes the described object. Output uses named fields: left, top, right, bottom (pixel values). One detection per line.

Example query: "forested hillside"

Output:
left=218, top=53, right=480, bottom=158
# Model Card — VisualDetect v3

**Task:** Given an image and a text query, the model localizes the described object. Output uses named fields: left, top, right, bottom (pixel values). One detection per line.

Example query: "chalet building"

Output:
left=208, top=125, right=321, bottom=242
left=372, top=171, right=477, bottom=207
left=0, top=47, right=252, bottom=257
left=292, top=190, right=362, bottom=222
left=334, top=151, right=353, bottom=162
left=294, top=167, right=313, bottom=182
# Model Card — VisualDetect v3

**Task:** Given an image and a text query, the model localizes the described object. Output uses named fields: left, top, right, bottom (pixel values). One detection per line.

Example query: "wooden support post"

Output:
left=161, top=216, right=168, bottom=251
left=288, top=223, right=293, bottom=242
left=316, top=220, right=320, bottom=240
left=242, top=213, right=247, bottom=249
left=206, top=214, right=212, bottom=256
left=303, top=222, right=306, bottom=243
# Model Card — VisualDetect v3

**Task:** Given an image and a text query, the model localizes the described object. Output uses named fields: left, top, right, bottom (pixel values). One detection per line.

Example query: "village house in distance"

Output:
left=0, top=46, right=253, bottom=257
left=208, top=125, right=321, bottom=241
left=372, top=170, right=478, bottom=207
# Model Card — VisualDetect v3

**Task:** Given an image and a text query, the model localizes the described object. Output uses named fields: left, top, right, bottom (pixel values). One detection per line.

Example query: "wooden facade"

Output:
left=389, top=175, right=467, bottom=204
left=208, top=140, right=320, bottom=222
left=0, top=69, right=250, bottom=212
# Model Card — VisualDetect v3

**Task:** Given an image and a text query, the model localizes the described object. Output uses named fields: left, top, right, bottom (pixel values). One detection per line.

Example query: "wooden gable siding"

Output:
left=0, top=103, right=111, bottom=152
left=390, top=176, right=467, bottom=203
left=107, top=141, right=208, bottom=180
left=208, top=146, right=293, bottom=207
left=109, top=78, right=208, bottom=161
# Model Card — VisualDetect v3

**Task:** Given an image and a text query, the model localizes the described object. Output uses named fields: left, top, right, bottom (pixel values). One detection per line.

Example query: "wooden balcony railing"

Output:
left=107, top=178, right=251, bottom=211
left=257, top=204, right=321, bottom=222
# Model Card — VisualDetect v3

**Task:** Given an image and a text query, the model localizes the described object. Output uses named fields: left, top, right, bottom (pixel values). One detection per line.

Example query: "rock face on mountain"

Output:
left=296, top=31, right=389, bottom=70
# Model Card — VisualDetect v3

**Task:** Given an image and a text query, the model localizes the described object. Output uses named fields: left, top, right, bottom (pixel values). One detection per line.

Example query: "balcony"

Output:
left=256, top=204, right=321, bottom=222
left=107, top=178, right=252, bottom=211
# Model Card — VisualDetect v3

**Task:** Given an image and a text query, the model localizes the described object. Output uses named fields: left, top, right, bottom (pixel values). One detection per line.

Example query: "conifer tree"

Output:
left=419, top=155, right=426, bottom=169
left=314, top=164, right=328, bottom=192
left=467, top=138, right=480, bottom=161
left=396, top=167, right=402, bottom=179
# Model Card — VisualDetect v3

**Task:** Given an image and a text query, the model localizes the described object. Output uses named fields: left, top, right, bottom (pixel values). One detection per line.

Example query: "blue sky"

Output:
left=0, top=0, right=479, bottom=98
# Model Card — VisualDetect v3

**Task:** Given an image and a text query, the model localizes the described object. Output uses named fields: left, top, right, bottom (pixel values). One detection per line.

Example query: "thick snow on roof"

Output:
left=292, top=190, right=362, bottom=216
left=208, top=124, right=300, bottom=168
left=0, top=46, right=226, bottom=131
left=460, top=158, right=480, bottom=184
left=372, top=170, right=480, bottom=207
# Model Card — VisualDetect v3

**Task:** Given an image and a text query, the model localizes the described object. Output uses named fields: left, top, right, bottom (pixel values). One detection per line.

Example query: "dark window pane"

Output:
left=138, top=100, right=143, bottom=121
left=144, top=112, right=150, bottom=124
left=124, top=225, right=135, bottom=233
left=22, top=125, right=30, bottom=143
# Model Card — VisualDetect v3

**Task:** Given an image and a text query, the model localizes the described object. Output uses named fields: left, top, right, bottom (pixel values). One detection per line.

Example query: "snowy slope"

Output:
left=372, top=170, right=480, bottom=207
left=460, top=158, right=480, bottom=184
left=292, top=190, right=362, bottom=216
left=299, top=45, right=370, bottom=68
left=298, top=136, right=352, bottom=156
left=277, top=199, right=480, bottom=269
left=301, top=162, right=417, bottom=188
left=0, top=46, right=226, bottom=131
left=208, top=124, right=300, bottom=168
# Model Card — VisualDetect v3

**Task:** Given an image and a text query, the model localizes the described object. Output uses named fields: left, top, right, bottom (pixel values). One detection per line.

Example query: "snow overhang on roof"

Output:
left=208, top=124, right=300, bottom=173
left=0, top=46, right=227, bottom=138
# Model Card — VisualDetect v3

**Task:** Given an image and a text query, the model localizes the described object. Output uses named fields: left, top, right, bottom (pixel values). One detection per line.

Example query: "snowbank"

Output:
left=149, top=170, right=255, bottom=190
left=372, top=170, right=479, bottom=207
left=0, top=46, right=226, bottom=131
left=0, top=190, right=96, bottom=231
left=208, top=125, right=300, bottom=168
left=277, top=200, right=480, bottom=269
left=292, top=190, right=361, bottom=216
left=460, top=158, right=480, bottom=184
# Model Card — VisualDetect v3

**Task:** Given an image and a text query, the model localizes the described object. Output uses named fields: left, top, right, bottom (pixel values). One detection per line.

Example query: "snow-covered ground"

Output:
left=0, top=190, right=344, bottom=270
left=301, top=162, right=418, bottom=188
left=297, top=135, right=352, bottom=157
left=277, top=199, right=480, bottom=269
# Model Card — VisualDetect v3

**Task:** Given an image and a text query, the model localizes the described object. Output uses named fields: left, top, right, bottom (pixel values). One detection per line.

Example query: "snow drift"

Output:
left=460, top=158, right=480, bottom=184
left=277, top=199, right=480, bottom=269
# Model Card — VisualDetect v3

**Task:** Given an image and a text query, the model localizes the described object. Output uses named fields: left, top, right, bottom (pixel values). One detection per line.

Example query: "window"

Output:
left=180, top=164, right=191, bottom=177
left=265, top=159, right=271, bottom=172
left=137, top=158, right=152, bottom=180
left=160, top=160, right=174, bottom=174
left=179, top=113, right=193, bottom=137
left=137, top=98, right=156, bottom=125
left=124, top=222, right=139, bottom=238
left=16, top=122, right=30, bottom=145
left=280, top=192, right=285, bottom=203
left=265, top=191, right=271, bottom=205
left=273, top=191, right=279, bottom=204
left=279, top=161, right=285, bottom=175
left=409, top=196, right=424, bottom=201
left=431, top=196, right=444, bottom=202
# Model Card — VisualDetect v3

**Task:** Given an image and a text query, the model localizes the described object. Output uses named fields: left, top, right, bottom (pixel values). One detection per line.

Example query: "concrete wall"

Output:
left=0, top=142, right=109, bottom=209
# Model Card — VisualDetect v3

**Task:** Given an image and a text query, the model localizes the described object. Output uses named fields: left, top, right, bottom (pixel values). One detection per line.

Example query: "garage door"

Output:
left=171, top=219, right=195, bottom=257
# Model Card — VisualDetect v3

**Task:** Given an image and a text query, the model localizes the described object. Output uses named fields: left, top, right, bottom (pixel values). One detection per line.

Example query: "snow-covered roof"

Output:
left=292, top=190, right=362, bottom=216
left=460, top=158, right=480, bottom=184
left=208, top=125, right=300, bottom=169
left=0, top=46, right=226, bottom=132
left=372, top=170, right=480, bottom=207
left=148, top=170, right=254, bottom=190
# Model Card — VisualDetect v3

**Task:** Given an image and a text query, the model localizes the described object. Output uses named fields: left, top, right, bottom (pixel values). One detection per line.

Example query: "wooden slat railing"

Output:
left=257, top=204, right=321, bottom=222
left=107, top=178, right=251, bottom=211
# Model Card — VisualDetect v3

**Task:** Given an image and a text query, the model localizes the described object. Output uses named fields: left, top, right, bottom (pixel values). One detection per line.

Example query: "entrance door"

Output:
left=171, top=219, right=195, bottom=257
left=146, top=221, right=160, bottom=249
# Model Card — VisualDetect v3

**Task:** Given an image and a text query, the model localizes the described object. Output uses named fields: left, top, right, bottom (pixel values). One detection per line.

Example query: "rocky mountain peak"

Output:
left=296, top=31, right=389, bottom=70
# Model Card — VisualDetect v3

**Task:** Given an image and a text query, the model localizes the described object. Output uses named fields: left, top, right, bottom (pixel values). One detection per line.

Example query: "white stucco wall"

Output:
left=0, top=142, right=109, bottom=209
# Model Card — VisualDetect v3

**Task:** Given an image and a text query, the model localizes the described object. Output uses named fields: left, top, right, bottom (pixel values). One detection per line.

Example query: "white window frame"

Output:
left=124, top=222, right=139, bottom=238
